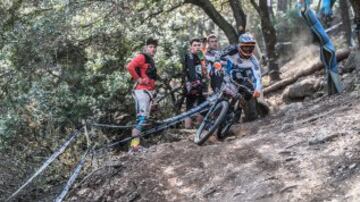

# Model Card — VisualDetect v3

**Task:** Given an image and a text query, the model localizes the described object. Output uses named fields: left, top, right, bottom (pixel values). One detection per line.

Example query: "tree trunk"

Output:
left=229, top=0, right=247, bottom=35
left=339, top=0, right=352, bottom=47
left=263, top=49, right=350, bottom=95
left=250, top=0, right=281, bottom=82
left=349, top=0, right=360, bottom=49
left=277, top=0, right=288, bottom=12
left=185, top=0, right=238, bottom=44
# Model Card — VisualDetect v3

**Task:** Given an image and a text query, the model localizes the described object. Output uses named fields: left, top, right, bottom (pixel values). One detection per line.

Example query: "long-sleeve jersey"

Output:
left=184, top=52, right=205, bottom=82
left=205, top=49, right=223, bottom=75
left=223, top=53, right=262, bottom=92
left=127, top=53, right=157, bottom=91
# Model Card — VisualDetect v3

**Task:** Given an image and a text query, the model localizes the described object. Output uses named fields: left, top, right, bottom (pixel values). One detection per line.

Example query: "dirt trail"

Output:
left=67, top=89, right=360, bottom=202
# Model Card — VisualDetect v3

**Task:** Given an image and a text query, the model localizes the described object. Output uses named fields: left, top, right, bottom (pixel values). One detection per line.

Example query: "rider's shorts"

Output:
left=132, top=90, right=154, bottom=131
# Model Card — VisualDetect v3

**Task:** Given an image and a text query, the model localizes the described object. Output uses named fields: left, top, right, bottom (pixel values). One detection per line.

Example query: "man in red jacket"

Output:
left=127, top=38, right=158, bottom=152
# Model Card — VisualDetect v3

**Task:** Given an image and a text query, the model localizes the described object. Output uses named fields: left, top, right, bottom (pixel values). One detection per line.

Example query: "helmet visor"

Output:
left=241, top=45, right=254, bottom=54
left=239, top=43, right=255, bottom=57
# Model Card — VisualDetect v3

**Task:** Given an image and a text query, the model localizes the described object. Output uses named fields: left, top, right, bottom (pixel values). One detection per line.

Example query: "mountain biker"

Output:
left=127, top=38, right=159, bottom=153
left=205, top=34, right=224, bottom=93
left=222, top=32, right=262, bottom=115
left=183, top=38, right=208, bottom=129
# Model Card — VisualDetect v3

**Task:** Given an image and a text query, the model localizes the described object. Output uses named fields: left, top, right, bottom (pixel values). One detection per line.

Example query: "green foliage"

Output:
left=0, top=1, right=207, bottom=198
left=0, top=0, right=292, bottom=200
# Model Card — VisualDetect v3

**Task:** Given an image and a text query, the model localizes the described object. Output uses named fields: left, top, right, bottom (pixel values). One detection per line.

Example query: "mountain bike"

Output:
left=194, top=79, right=253, bottom=145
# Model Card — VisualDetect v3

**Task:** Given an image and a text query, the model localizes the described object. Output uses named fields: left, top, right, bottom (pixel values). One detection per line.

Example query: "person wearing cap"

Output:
left=127, top=38, right=159, bottom=152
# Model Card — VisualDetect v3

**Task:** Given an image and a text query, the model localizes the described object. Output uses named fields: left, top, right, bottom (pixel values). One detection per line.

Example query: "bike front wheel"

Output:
left=194, top=100, right=229, bottom=145
left=217, top=105, right=242, bottom=139
left=217, top=111, right=234, bottom=139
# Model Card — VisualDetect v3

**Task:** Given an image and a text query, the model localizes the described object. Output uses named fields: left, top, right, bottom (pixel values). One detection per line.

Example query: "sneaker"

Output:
left=128, top=137, right=147, bottom=154
left=128, top=145, right=147, bottom=154
left=130, top=137, right=140, bottom=147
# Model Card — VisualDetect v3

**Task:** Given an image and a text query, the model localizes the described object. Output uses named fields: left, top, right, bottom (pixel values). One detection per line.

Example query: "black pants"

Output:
left=186, top=94, right=206, bottom=111
left=210, top=74, right=223, bottom=93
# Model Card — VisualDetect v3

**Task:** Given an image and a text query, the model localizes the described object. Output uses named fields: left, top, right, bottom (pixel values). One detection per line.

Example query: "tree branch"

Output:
left=141, top=2, right=185, bottom=23
left=249, top=0, right=261, bottom=14
left=229, top=0, right=247, bottom=34
left=185, top=0, right=238, bottom=43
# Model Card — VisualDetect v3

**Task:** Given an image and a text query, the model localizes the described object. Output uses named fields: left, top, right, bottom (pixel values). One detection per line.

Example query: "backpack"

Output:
left=135, top=53, right=158, bottom=80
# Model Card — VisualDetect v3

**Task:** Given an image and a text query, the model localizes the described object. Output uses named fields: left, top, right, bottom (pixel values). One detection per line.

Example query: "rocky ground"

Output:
left=66, top=50, right=360, bottom=202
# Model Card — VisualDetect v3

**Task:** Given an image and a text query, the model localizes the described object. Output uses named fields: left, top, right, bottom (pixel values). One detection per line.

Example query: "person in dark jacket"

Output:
left=183, top=38, right=208, bottom=129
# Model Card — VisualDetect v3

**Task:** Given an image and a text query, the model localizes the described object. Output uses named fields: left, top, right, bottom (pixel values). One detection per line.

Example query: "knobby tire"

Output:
left=194, top=100, right=229, bottom=145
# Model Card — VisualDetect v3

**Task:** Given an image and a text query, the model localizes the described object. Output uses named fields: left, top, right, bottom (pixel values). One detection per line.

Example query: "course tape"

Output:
left=54, top=149, right=89, bottom=202
left=6, top=128, right=82, bottom=202
left=91, top=123, right=134, bottom=129
left=91, top=123, right=153, bottom=129
left=96, top=101, right=211, bottom=152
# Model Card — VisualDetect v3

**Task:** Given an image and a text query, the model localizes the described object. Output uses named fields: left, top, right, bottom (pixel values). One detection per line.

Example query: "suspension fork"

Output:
left=232, top=97, right=246, bottom=123
left=203, top=92, right=225, bottom=119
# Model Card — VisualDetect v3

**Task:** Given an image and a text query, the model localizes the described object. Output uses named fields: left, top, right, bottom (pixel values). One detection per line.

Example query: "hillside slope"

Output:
left=67, top=88, right=360, bottom=201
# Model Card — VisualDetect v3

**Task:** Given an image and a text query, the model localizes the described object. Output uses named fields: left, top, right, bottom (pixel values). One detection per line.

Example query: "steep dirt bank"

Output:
left=67, top=89, right=360, bottom=202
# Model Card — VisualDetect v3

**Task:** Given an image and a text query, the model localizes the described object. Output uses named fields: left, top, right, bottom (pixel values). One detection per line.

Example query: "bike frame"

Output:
left=143, top=82, right=253, bottom=138
left=201, top=82, right=252, bottom=128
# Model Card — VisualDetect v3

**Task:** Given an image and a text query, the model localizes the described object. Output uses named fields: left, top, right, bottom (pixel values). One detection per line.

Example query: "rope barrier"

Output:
left=91, top=123, right=134, bottom=129
left=7, top=94, right=211, bottom=201
left=90, top=122, right=156, bottom=129
left=6, top=128, right=83, bottom=202
left=54, top=149, right=89, bottom=202
left=95, top=100, right=211, bottom=152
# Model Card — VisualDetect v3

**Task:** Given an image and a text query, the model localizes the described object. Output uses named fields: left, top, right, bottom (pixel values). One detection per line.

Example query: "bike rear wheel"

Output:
left=194, top=100, right=229, bottom=145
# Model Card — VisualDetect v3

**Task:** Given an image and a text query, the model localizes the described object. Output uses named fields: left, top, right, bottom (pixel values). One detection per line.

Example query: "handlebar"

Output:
left=218, top=77, right=254, bottom=101
left=236, top=83, right=254, bottom=95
